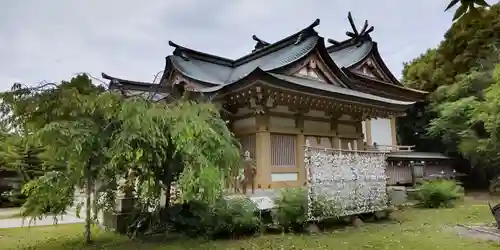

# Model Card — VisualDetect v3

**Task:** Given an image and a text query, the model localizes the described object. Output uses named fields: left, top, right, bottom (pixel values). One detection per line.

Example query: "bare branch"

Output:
left=148, top=70, right=167, bottom=102
left=11, top=80, right=59, bottom=92
left=152, top=70, right=164, bottom=84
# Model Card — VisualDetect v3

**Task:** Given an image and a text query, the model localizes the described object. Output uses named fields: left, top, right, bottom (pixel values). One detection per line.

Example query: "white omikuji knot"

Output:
left=305, top=148, right=388, bottom=220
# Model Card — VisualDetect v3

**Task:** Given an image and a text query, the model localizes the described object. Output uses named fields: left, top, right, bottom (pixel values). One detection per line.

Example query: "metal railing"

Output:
left=365, top=144, right=415, bottom=152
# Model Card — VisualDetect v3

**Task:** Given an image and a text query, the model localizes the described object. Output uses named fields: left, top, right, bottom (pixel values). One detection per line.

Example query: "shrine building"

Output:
left=102, top=13, right=432, bottom=190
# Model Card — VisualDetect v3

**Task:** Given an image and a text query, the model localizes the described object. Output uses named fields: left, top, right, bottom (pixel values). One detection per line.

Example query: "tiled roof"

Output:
left=169, top=36, right=318, bottom=85
left=169, top=36, right=375, bottom=86
left=102, top=16, right=424, bottom=105
left=328, top=41, right=373, bottom=67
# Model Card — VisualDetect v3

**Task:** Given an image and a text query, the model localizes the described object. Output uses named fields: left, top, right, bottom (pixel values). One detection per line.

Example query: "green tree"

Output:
left=0, top=74, right=240, bottom=243
left=427, top=62, right=500, bottom=162
left=399, top=4, right=500, bottom=154
left=446, top=0, right=491, bottom=21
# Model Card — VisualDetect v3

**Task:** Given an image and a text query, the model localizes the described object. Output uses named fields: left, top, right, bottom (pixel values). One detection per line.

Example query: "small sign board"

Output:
left=249, top=196, right=275, bottom=210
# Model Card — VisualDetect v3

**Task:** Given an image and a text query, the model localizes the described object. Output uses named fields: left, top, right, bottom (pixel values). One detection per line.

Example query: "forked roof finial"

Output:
left=346, top=12, right=374, bottom=39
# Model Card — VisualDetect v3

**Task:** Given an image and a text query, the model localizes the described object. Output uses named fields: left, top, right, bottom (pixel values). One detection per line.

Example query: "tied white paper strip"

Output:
left=305, top=146, right=389, bottom=220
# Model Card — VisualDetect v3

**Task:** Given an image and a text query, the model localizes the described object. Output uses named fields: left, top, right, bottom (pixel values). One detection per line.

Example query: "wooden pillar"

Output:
left=355, top=120, right=364, bottom=150
left=330, top=114, right=340, bottom=149
left=255, top=114, right=271, bottom=189
left=365, top=119, right=372, bottom=146
left=390, top=117, right=397, bottom=146
left=295, top=114, right=305, bottom=186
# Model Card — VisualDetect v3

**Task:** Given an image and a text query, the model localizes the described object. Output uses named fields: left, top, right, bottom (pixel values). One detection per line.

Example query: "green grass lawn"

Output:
left=1, top=196, right=500, bottom=250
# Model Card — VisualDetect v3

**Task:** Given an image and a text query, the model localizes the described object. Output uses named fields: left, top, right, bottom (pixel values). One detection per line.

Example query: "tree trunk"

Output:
left=84, top=162, right=92, bottom=244
left=164, top=178, right=172, bottom=209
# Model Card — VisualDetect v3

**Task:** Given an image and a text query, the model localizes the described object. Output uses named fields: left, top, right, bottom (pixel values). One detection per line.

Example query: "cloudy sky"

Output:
left=0, top=0, right=454, bottom=90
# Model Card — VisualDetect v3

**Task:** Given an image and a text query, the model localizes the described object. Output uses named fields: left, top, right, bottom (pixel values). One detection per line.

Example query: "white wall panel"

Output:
left=370, top=118, right=392, bottom=146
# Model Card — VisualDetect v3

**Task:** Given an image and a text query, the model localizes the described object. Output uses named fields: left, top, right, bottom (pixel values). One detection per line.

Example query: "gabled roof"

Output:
left=163, top=13, right=410, bottom=93
left=165, top=19, right=322, bottom=87
left=169, top=36, right=319, bottom=86
left=327, top=38, right=373, bottom=68
left=327, top=37, right=404, bottom=86
left=102, top=12, right=426, bottom=105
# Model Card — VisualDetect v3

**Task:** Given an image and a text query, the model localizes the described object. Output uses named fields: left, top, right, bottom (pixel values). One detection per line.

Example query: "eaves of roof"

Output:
left=343, top=70, right=428, bottom=96
left=194, top=68, right=415, bottom=109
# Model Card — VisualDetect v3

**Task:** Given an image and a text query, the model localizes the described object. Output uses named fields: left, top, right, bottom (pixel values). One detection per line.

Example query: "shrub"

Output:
left=272, top=188, right=308, bottom=232
left=416, top=180, right=464, bottom=208
left=145, top=197, right=261, bottom=239
left=208, top=197, right=262, bottom=238
left=272, top=188, right=339, bottom=232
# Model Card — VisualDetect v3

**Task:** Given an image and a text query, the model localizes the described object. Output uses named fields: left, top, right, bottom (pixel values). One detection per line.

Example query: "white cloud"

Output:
left=0, top=0, right=453, bottom=90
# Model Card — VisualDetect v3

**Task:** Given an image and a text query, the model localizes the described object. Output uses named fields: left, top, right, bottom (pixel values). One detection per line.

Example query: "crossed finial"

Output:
left=328, top=12, right=374, bottom=46
left=345, top=12, right=374, bottom=39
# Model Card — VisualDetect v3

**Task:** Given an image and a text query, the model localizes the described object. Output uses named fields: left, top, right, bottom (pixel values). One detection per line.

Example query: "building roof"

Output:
left=267, top=73, right=414, bottom=106
left=189, top=68, right=414, bottom=109
left=169, top=35, right=319, bottom=86
left=102, top=12, right=426, bottom=106
left=328, top=40, right=373, bottom=68
left=166, top=19, right=321, bottom=86
left=387, top=151, right=451, bottom=160
left=102, top=73, right=159, bottom=91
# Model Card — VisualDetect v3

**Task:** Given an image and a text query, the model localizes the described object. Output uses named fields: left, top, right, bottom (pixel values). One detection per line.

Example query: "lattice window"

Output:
left=271, top=134, right=296, bottom=167
left=238, top=134, right=256, bottom=159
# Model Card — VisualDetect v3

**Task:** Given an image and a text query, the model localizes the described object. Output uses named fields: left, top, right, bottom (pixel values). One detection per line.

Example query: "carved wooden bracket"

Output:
left=249, top=94, right=275, bottom=114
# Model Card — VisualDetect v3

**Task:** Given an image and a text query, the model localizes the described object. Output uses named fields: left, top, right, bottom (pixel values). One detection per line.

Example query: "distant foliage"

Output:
left=1, top=139, right=46, bottom=182
left=399, top=4, right=500, bottom=161
left=0, top=135, right=50, bottom=207
left=416, top=180, right=464, bottom=208
left=445, top=0, right=491, bottom=21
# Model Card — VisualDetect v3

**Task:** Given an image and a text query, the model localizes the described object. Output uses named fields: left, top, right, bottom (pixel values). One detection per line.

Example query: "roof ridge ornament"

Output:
left=252, top=35, right=270, bottom=51
left=345, top=12, right=374, bottom=46
left=294, top=18, right=320, bottom=45
left=168, top=40, right=180, bottom=49
left=327, top=12, right=374, bottom=47
left=169, top=40, right=190, bottom=61
left=327, top=38, right=341, bottom=46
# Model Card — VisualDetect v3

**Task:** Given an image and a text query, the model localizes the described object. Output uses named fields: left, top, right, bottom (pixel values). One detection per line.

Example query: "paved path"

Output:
left=0, top=208, right=20, bottom=217
left=0, top=214, right=83, bottom=229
